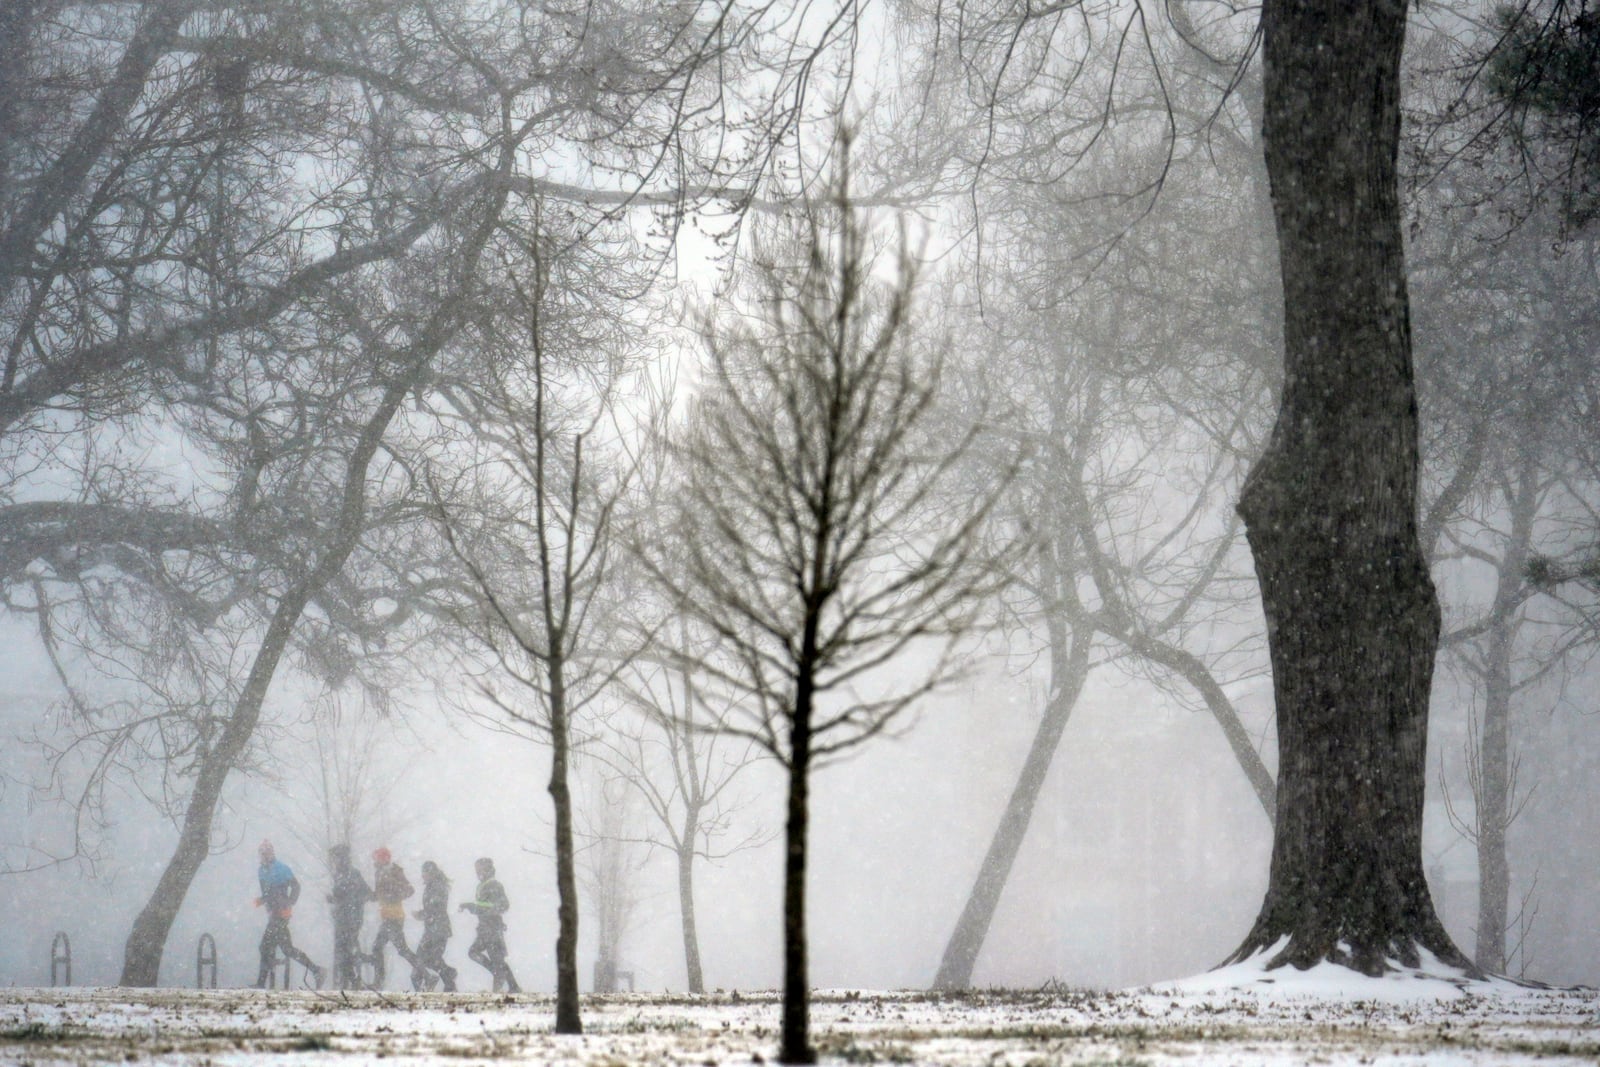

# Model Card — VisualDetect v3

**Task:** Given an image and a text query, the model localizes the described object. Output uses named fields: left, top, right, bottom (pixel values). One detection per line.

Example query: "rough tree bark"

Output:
left=1229, top=0, right=1473, bottom=975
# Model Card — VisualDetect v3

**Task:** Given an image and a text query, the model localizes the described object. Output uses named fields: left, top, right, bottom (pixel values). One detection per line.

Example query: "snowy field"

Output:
left=2, top=965, right=1597, bottom=1066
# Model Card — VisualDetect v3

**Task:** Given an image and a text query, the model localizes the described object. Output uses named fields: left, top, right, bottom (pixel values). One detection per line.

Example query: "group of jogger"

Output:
left=254, top=839, right=519, bottom=993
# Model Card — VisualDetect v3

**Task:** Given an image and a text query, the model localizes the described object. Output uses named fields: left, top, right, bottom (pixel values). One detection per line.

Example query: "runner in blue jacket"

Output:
left=254, top=840, right=324, bottom=989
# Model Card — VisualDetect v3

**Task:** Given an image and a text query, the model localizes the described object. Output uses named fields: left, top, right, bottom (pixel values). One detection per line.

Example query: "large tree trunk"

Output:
left=0, top=0, right=37, bottom=208
left=1230, top=0, right=1472, bottom=975
left=549, top=659, right=583, bottom=1032
left=932, top=617, right=1091, bottom=990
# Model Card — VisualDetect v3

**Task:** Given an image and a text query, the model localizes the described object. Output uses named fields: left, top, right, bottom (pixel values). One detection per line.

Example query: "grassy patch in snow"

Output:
left=0, top=983, right=1594, bottom=1065
left=0, top=1021, right=81, bottom=1043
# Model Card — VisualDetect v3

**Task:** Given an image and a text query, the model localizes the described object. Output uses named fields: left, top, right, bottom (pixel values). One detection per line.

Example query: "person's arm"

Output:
left=286, top=873, right=302, bottom=907
left=485, top=880, right=509, bottom=916
left=458, top=888, right=481, bottom=915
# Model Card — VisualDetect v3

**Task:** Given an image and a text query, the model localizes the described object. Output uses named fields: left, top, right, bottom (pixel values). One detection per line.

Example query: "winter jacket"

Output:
left=258, top=859, right=301, bottom=919
left=463, top=877, right=509, bottom=933
left=416, top=875, right=452, bottom=938
left=329, top=864, right=374, bottom=925
left=375, top=862, right=414, bottom=922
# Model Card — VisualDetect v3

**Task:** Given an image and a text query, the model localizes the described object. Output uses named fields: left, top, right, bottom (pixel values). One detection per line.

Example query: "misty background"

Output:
left=2, top=0, right=1598, bottom=998
left=5, top=596, right=1596, bottom=991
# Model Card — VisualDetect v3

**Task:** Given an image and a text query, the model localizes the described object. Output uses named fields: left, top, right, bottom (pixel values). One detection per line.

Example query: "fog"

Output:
left=2, top=619, right=1277, bottom=991
left=2, top=0, right=1599, bottom=1011
left=6, top=601, right=1597, bottom=991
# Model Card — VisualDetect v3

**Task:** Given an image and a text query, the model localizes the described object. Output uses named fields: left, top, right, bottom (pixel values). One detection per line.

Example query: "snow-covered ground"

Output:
left=2, top=968, right=1596, bottom=1065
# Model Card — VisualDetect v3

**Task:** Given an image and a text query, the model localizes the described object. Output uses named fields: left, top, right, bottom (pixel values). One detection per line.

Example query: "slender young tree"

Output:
left=642, top=135, right=1015, bottom=1063
left=428, top=216, right=650, bottom=1031
left=276, top=691, right=421, bottom=882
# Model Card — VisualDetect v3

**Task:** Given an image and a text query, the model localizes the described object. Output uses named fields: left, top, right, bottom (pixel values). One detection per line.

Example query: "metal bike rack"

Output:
left=50, top=931, right=71, bottom=986
left=196, top=932, right=218, bottom=989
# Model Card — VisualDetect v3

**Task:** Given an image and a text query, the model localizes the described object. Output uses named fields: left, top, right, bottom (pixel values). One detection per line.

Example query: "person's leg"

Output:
left=282, top=925, right=323, bottom=987
left=467, top=930, right=493, bottom=985
left=439, top=955, right=458, bottom=992
left=331, top=922, right=342, bottom=986
left=395, top=925, right=420, bottom=971
left=370, top=922, right=394, bottom=986
left=334, top=922, right=358, bottom=989
left=488, top=934, right=518, bottom=993
left=256, top=920, right=278, bottom=987
left=414, top=931, right=444, bottom=990
left=411, top=933, right=429, bottom=990
left=331, top=922, right=344, bottom=987
left=423, top=931, right=458, bottom=991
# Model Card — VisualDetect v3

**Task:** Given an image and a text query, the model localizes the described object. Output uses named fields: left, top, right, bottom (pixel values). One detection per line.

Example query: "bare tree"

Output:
left=576, top=770, right=647, bottom=994
left=933, top=326, right=1276, bottom=988
left=600, top=628, right=773, bottom=993
left=427, top=212, right=652, bottom=1031
left=276, top=691, right=419, bottom=876
left=915, top=26, right=1281, bottom=985
left=1407, top=116, right=1600, bottom=973
left=641, top=135, right=1015, bottom=1063
left=897, top=0, right=1477, bottom=977
left=3, top=0, right=803, bottom=987
left=0, top=0, right=508, bottom=987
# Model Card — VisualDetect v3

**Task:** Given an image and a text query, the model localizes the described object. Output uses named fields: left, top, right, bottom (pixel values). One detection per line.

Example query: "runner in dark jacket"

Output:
left=254, top=840, right=324, bottom=989
left=459, top=857, right=520, bottom=993
left=411, top=860, right=458, bottom=991
left=326, top=844, right=373, bottom=990
left=368, top=846, right=420, bottom=987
